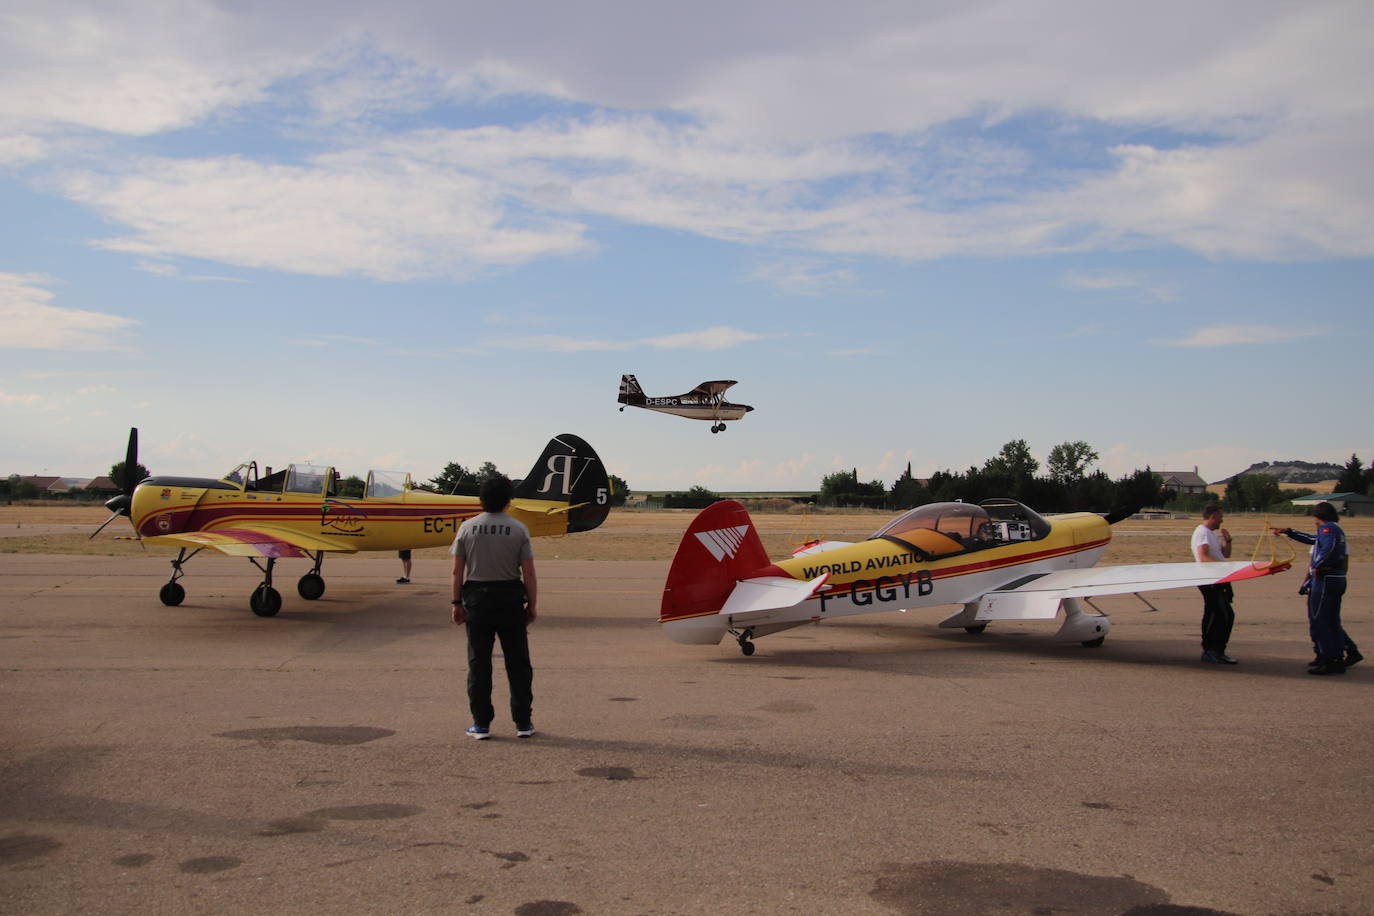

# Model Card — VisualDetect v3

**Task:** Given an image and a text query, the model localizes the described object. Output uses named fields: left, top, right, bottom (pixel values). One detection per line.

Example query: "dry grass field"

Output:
left=4, top=502, right=1369, bottom=564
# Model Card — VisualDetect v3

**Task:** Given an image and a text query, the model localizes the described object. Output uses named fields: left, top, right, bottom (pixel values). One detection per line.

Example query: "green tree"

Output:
left=1336, top=454, right=1366, bottom=494
left=1223, top=474, right=1281, bottom=512
left=985, top=439, right=1039, bottom=480
left=888, top=462, right=928, bottom=509
left=1046, top=441, right=1099, bottom=485
left=607, top=474, right=629, bottom=507
left=429, top=462, right=478, bottom=495
left=475, top=461, right=501, bottom=485
left=110, top=459, right=151, bottom=491
left=663, top=485, right=720, bottom=509
left=819, top=469, right=886, bottom=508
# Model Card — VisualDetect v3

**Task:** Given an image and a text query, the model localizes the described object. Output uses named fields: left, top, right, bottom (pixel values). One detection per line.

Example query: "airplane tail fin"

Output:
left=513, top=434, right=611, bottom=533
left=618, top=374, right=644, bottom=405
left=661, top=500, right=770, bottom=624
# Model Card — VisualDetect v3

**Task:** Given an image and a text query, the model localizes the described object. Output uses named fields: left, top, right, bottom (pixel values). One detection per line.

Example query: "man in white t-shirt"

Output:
left=1191, top=504, right=1236, bottom=664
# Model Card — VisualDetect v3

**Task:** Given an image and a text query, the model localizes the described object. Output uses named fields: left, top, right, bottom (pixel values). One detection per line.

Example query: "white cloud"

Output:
left=4, top=1, right=1372, bottom=274
left=0, top=273, right=139, bottom=350
left=60, top=154, right=594, bottom=281
left=0, top=133, right=47, bottom=166
left=491, top=325, right=773, bottom=353
left=642, top=326, right=770, bottom=350
left=1061, top=270, right=1176, bottom=303
left=1163, top=324, right=1323, bottom=348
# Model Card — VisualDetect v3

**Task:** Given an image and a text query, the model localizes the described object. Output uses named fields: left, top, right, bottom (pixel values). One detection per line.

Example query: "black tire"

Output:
left=297, top=573, right=325, bottom=601
left=159, top=582, right=185, bottom=606
left=1081, top=636, right=1106, bottom=648
left=964, top=623, right=988, bottom=634
left=250, top=585, right=282, bottom=617
left=741, top=641, right=755, bottom=656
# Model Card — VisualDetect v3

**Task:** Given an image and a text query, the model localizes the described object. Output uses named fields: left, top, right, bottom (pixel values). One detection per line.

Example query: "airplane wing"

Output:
left=141, top=525, right=360, bottom=558
left=970, top=560, right=1291, bottom=621
left=687, top=380, right=738, bottom=397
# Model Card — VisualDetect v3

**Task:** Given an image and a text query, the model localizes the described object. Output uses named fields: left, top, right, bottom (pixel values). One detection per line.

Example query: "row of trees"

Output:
left=813, top=440, right=1159, bottom=514
left=668, top=439, right=1352, bottom=515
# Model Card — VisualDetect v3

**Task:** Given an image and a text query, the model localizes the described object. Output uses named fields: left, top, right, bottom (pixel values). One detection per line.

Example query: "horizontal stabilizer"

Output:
left=721, top=574, right=829, bottom=617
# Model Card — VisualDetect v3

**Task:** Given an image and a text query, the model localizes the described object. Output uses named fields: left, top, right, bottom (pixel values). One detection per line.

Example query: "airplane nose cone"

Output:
left=104, top=494, right=131, bottom=516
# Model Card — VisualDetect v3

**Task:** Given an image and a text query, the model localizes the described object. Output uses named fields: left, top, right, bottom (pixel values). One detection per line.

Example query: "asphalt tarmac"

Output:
left=2, top=552, right=1371, bottom=915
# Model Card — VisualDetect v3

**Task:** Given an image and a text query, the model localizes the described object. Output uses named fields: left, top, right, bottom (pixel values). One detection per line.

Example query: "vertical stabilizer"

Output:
left=618, top=374, right=645, bottom=405
left=661, top=500, right=770, bottom=622
left=514, top=434, right=611, bottom=533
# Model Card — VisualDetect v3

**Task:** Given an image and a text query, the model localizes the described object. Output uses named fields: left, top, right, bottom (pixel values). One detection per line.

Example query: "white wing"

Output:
left=973, top=560, right=1290, bottom=620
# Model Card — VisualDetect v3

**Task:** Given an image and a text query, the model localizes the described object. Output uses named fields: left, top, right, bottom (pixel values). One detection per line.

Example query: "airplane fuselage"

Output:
left=662, top=510, right=1110, bottom=644
left=131, top=477, right=491, bottom=552
left=632, top=399, right=753, bottom=422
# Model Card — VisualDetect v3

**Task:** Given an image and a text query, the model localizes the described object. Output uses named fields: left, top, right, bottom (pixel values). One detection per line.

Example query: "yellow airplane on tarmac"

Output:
left=96, top=430, right=611, bottom=616
left=661, top=498, right=1291, bottom=655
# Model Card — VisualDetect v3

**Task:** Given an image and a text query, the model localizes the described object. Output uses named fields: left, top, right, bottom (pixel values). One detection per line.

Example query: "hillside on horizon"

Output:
left=1215, top=460, right=1345, bottom=485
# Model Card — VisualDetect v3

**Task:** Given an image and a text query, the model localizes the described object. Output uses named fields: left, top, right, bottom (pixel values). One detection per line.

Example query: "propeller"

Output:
left=1103, top=503, right=1144, bottom=525
left=90, top=427, right=141, bottom=539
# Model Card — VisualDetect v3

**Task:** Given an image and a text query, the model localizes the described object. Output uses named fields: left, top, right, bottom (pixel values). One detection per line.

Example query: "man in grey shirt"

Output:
left=450, top=474, right=538, bottom=739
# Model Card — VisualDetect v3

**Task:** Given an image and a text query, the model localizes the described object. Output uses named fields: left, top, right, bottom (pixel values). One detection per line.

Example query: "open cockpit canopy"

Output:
left=869, top=499, right=1050, bottom=558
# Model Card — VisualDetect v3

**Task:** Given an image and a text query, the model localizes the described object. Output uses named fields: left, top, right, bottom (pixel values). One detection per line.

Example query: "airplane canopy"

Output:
left=365, top=470, right=410, bottom=499
left=870, top=499, right=1050, bottom=548
left=285, top=463, right=334, bottom=495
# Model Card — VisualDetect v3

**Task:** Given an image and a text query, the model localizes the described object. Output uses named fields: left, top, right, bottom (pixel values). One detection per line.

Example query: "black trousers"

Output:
left=462, top=581, right=532, bottom=727
left=1198, top=582, right=1235, bottom=653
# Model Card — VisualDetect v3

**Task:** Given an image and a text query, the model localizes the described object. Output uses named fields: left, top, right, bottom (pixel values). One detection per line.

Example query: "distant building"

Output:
left=1290, top=492, right=1374, bottom=517
left=1159, top=467, right=1209, bottom=495
left=17, top=475, right=66, bottom=494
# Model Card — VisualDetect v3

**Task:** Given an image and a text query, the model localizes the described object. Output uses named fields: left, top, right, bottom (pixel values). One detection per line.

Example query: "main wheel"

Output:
left=297, top=573, right=325, bottom=600
left=250, top=585, right=282, bottom=617
left=159, top=582, right=185, bottom=606
left=964, top=623, right=988, bottom=634
left=740, top=641, right=755, bottom=656
left=1081, top=636, right=1106, bottom=648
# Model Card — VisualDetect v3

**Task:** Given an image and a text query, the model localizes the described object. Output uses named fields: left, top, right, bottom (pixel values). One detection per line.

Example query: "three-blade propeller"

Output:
left=90, top=428, right=141, bottom=539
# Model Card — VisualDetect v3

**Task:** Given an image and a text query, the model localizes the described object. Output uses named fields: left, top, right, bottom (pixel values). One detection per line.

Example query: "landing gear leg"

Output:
left=158, top=547, right=199, bottom=606
left=297, top=552, right=326, bottom=600
left=248, top=556, right=283, bottom=617
left=729, top=626, right=756, bottom=656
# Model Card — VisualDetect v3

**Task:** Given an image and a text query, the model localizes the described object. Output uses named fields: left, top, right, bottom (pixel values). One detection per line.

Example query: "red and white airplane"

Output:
left=661, top=498, right=1290, bottom=655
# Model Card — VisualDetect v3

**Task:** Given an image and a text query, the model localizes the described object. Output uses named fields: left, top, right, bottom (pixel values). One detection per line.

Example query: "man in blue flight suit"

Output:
left=1274, top=502, right=1361, bottom=675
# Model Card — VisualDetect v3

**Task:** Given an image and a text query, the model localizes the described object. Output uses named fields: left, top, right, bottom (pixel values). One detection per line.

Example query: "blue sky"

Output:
left=3, top=0, right=1371, bottom=492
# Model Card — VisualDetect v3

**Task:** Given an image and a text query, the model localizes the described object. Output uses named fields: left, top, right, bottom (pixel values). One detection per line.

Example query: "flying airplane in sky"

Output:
left=660, top=498, right=1291, bottom=655
left=617, top=374, right=753, bottom=433
left=95, top=430, right=611, bottom=616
